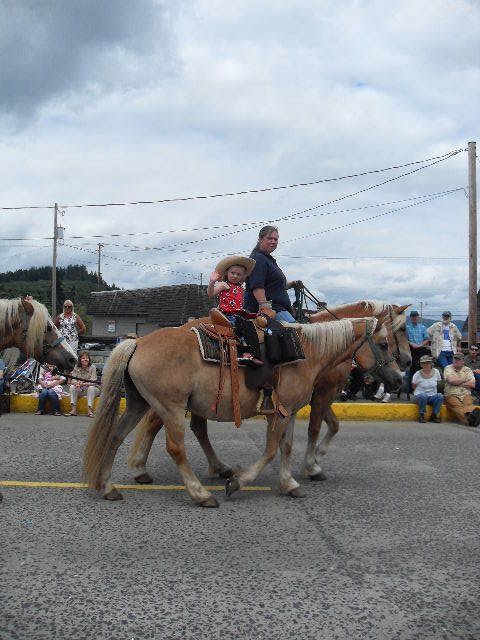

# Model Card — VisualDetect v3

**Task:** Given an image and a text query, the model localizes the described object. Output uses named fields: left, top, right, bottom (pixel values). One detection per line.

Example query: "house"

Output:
left=87, top=284, right=212, bottom=338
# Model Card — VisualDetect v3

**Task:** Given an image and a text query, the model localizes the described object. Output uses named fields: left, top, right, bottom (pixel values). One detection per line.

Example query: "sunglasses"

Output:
left=64, top=305, right=73, bottom=309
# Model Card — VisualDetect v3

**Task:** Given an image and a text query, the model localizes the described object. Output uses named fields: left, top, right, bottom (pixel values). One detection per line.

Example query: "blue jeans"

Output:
left=437, top=351, right=454, bottom=368
left=38, top=389, right=60, bottom=413
left=275, top=310, right=296, bottom=323
left=413, top=392, right=443, bottom=416
left=473, top=373, right=480, bottom=398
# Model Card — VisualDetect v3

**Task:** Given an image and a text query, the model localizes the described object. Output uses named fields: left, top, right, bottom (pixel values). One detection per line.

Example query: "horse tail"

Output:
left=127, top=408, right=163, bottom=468
left=83, top=339, right=137, bottom=489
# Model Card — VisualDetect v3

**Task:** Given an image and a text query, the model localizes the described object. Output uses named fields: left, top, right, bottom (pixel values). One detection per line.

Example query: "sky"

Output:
left=0, top=0, right=479, bottom=319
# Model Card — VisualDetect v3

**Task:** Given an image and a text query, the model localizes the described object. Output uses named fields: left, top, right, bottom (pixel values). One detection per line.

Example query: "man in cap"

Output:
left=427, top=311, right=462, bottom=370
left=406, top=310, right=430, bottom=385
left=443, top=352, right=480, bottom=426
left=464, top=344, right=480, bottom=400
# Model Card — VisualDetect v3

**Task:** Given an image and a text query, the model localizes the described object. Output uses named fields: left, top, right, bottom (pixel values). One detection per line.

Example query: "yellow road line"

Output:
left=0, top=480, right=271, bottom=492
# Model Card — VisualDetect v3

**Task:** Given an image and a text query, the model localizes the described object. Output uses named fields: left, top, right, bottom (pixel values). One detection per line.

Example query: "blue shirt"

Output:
left=406, top=322, right=428, bottom=345
left=244, top=249, right=293, bottom=313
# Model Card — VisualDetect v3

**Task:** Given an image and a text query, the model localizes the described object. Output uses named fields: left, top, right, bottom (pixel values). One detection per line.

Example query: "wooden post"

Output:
left=51, top=203, right=58, bottom=316
left=97, top=243, right=103, bottom=290
left=468, top=142, right=478, bottom=346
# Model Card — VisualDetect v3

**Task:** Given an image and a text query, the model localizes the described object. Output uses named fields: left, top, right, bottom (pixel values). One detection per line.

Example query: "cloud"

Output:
left=0, top=0, right=181, bottom=120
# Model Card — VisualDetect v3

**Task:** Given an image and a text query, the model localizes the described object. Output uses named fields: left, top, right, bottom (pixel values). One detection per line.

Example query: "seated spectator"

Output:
left=66, top=350, right=100, bottom=417
left=443, top=352, right=480, bottom=427
left=35, top=363, right=66, bottom=416
left=411, top=355, right=443, bottom=423
left=464, top=344, right=480, bottom=400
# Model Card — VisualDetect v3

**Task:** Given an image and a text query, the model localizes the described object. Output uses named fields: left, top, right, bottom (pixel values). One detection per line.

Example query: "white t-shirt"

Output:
left=412, top=368, right=441, bottom=396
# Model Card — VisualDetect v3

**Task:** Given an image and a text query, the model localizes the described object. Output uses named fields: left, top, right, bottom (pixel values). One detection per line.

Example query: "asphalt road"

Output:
left=1, top=413, right=479, bottom=640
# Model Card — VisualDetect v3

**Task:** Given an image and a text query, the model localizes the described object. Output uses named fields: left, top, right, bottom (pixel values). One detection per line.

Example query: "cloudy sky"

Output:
left=0, top=0, right=479, bottom=319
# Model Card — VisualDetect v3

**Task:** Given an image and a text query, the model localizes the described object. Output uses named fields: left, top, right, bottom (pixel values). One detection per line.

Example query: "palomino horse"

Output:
left=0, top=296, right=78, bottom=503
left=128, top=301, right=408, bottom=490
left=84, top=317, right=384, bottom=507
left=0, top=297, right=77, bottom=371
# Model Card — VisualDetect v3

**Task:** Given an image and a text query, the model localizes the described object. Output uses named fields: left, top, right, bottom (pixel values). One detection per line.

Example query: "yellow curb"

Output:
left=8, top=394, right=463, bottom=422
left=0, top=480, right=270, bottom=492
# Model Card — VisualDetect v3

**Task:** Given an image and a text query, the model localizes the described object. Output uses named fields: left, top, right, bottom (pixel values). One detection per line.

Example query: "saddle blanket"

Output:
left=191, top=326, right=239, bottom=365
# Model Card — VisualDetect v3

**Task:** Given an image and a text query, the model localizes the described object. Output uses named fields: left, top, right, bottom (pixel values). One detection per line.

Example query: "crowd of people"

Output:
left=341, top=308, right=480, bottom=427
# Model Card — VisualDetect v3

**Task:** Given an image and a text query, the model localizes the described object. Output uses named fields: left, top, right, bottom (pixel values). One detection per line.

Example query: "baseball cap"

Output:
left=410, top=310, right=419, bottom=317
left=453, top=352, right=465, bottom=360
left=442, top=311, right=452, bottom=318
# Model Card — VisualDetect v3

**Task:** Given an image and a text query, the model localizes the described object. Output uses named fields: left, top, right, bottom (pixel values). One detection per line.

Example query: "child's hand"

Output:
left=209, top=270, right=221, bottom=284
left=214, top=282, right=230, bottom=294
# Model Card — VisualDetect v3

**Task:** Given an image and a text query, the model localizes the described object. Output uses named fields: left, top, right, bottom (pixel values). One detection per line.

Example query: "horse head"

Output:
left=351, top=312, right=403, bottom=392
left=20, top=297, right=77, bottom=372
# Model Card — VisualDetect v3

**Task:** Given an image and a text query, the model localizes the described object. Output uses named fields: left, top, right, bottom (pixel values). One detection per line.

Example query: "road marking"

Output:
left=0, top=480, right=271, bottom=492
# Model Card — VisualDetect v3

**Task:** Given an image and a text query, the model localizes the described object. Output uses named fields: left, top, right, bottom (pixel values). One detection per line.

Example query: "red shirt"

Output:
left=218, top=283, right=244, bottom=313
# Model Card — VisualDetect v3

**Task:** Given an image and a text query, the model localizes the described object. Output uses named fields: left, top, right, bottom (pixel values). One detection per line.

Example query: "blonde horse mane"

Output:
left=0, top=297, right=49, bottom=354
left=292, top=318, right=356, bottom=359
left=331, top=300, right=406, bottom=332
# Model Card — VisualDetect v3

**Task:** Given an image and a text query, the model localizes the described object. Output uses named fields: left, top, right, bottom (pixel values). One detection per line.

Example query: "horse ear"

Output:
left=21, top=297, right=34, bottom=316
left=394, top=304, right=410, bottom=314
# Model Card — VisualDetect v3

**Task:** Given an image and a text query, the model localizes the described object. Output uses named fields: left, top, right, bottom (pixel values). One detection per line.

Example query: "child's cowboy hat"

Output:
left=215, top=255, right=256, bottom=277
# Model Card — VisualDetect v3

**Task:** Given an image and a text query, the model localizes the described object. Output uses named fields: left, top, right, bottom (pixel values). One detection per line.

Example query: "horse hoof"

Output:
left=104, top=487, right=123, bottom=501
left=218, top=468, right=234, bottom=480
left=288, top=487, right=306, bottom=498
left=134, top=472, right=153, bottom=484
left=309, top=472, right=327, bottom=482
left=200, top=496, right=220, bottom=508
left=225, top=477, right=240, bottom=497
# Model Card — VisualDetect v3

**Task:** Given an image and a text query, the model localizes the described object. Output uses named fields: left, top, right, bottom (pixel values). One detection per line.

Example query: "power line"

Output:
left=0, top=148, right=465, bottom=212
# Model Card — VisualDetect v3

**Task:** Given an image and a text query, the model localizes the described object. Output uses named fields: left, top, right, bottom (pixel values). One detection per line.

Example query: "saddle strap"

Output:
left=228, top=339, right=242, bottom=427
left=212, top=335, right=227, bottom=415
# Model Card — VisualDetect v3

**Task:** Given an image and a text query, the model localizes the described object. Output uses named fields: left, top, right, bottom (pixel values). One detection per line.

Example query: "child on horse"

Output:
left=207, top=255, right=263, bottom=366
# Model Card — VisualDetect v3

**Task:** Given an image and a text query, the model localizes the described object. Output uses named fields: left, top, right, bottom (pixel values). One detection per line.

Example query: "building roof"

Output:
left=87, top=284, right=212, bottom=327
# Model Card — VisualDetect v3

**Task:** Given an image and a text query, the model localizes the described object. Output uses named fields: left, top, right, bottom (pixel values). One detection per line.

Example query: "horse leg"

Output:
left=315, top=404, right=340, bottom=460
left=190, top=413, right=234, bottom=479
left=100, top=398, right=149, bottom=500
left=225, top=414, right=291, bottom=497
left=278, top=415, right=305, bottom=498
left=303, top=393, right=328, bottom=481
left=128, top=410, right=164, bottom=484
left=164, top=412, right=219, bottom=508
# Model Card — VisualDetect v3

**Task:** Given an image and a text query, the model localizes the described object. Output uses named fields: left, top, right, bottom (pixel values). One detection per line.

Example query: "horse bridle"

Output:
left=351, top=320, right=396, bottom=377
left=21, top=309, right=68, bottom=365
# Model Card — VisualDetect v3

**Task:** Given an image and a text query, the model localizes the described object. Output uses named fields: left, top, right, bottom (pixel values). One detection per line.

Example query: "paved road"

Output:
left=1, top=413, right=479, bottom=640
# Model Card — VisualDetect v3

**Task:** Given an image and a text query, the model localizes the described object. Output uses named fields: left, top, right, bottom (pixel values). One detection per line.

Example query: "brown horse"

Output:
left=84, top=317, right=382, bottom=507
left=0, top=296, right=78, bottom=503
left=128, top=301, right=409, bottom=488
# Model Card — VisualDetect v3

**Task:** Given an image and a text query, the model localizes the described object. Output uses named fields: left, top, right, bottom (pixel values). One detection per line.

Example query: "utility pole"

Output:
left=97, top=243, right=104, bottom=290
left=51, top=203, right=58, bottom=316
left=468, top=141, right=477, bottom=346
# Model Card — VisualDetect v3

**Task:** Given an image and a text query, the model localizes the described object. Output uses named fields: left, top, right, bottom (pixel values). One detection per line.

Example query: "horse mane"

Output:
left=318, top=300, right=407, bottom=333
left=292, top=318, right=355, bottom=359
left=0, top=297, right=49, bottom=354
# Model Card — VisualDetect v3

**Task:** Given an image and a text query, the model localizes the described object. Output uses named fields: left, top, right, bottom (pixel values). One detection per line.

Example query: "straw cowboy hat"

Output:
left=215, top=255, right=255, bottom=277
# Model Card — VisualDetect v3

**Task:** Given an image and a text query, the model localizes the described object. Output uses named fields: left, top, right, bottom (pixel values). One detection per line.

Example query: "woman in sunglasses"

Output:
left=54, top=299, right=86, bottom=354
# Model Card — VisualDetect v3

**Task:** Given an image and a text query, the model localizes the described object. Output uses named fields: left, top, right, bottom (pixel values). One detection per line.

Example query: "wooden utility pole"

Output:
left=468, top=142, right=477, bottom=346
left=51, top=203, right=58, bottom=316
left=97, top=243, right=104, bottom=290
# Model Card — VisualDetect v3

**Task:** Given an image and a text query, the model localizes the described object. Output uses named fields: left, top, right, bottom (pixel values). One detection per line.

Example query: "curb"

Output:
left=6, top=394, right=460, bottom=421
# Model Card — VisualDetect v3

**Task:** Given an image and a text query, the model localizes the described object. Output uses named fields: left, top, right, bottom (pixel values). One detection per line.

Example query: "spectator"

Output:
left=35, top=362, right=65, bottom=416
left=411, top=355, right=443, bottom=423
left=373, top=382, right=391, bottom=403
left=443, top=352, right=480, bottom=427
left=427, top=311, right=462, bottom=369
left=406, top=310, right=430, bottom=378
left=65, top=350, right=99, bottom=417
left=464, top=344, right=480, bottom=401
left=340, top=363, right=364, bottom=401
left=54, top=299, right=86, bottom=353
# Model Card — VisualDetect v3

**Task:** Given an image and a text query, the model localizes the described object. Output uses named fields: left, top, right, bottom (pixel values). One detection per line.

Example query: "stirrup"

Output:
left=256, top=389, right=276, bottom=415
